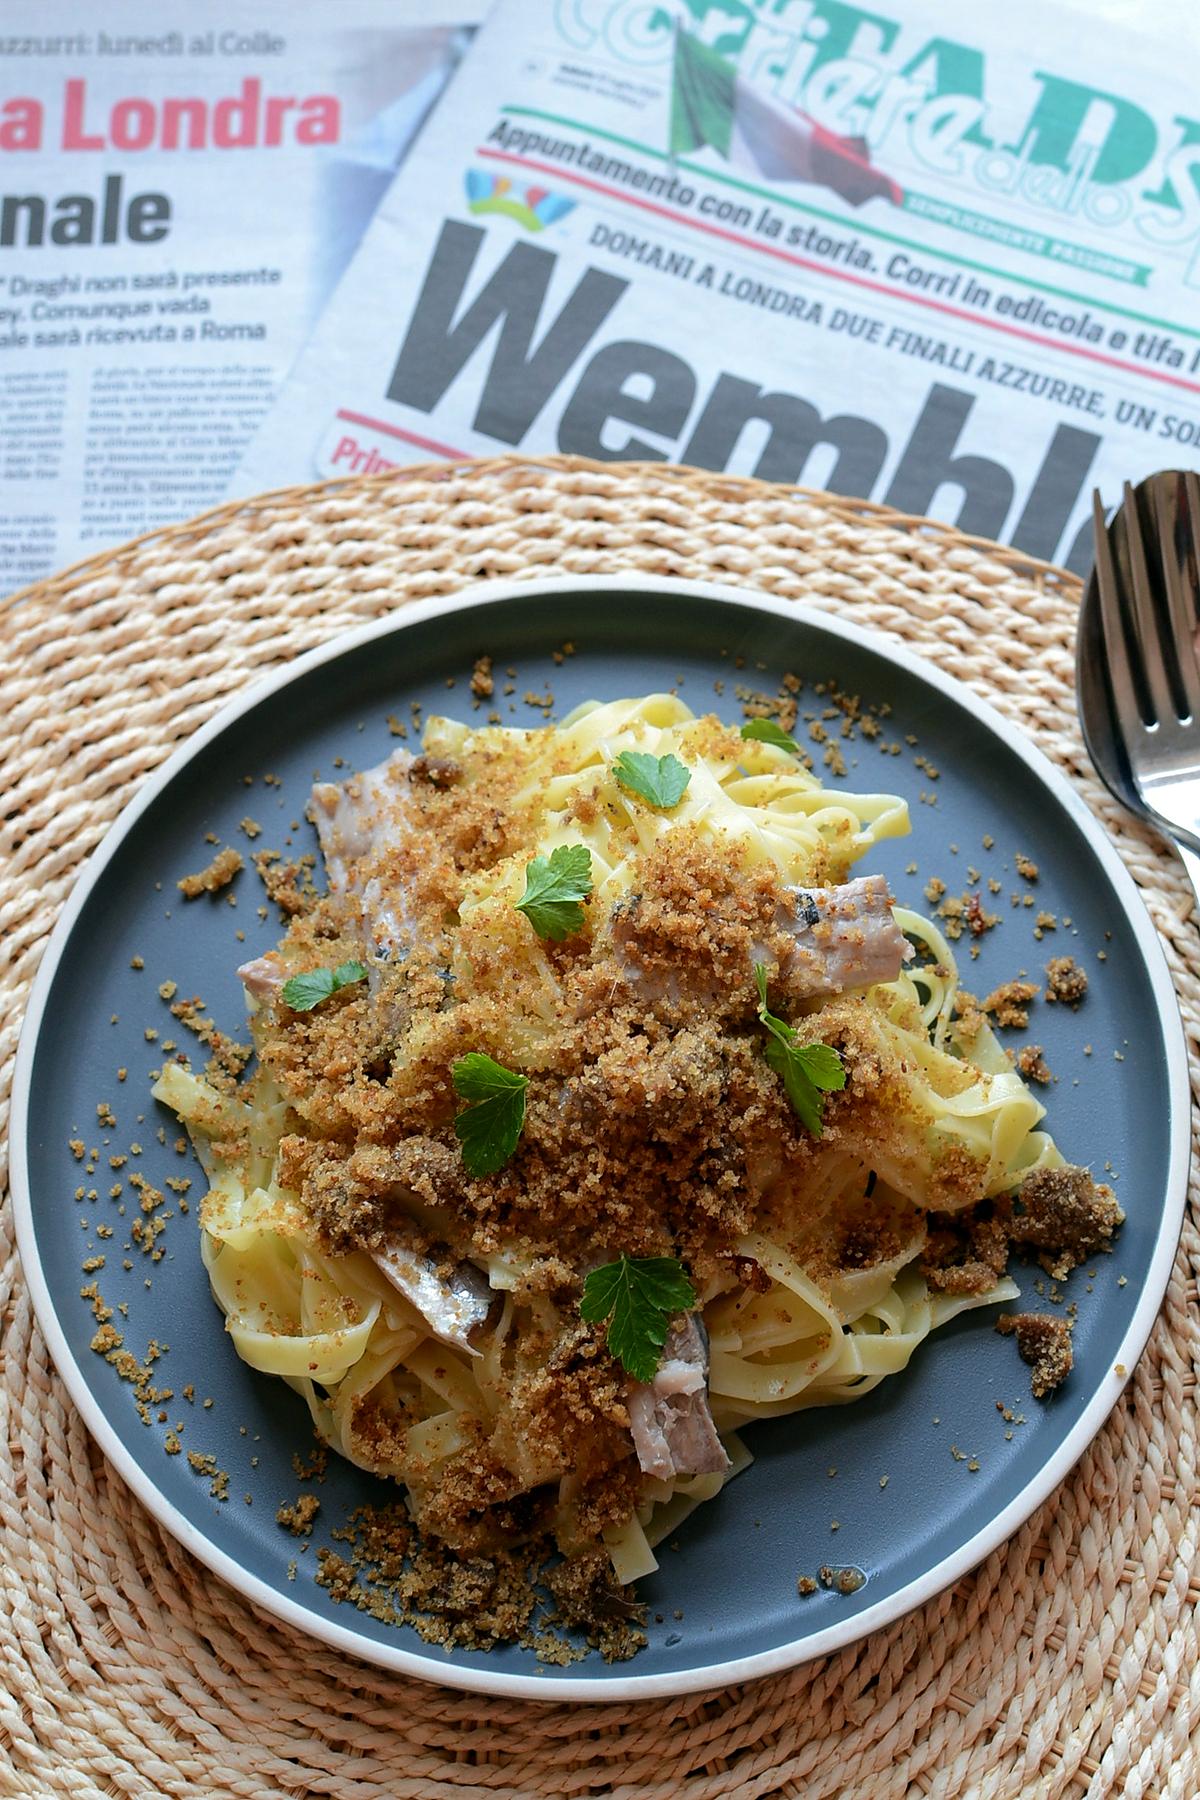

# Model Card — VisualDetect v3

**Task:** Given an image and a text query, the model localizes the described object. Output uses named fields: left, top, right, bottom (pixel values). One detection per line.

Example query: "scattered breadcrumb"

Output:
left=276, top=1494, right=321, bottom=1537
left=253, top=848, right=317, bottom=918
left=178, top=847, right=243, bottom=899
left=954, top=978, right=1039, bottom=1040
left=997, top=1312, right=1073, bottom=1397
left=936, top=889, right=999, bottom=940
left=1045, top=956, right=1088, bottom=1006
left=186, top=1451, right=230, bottom=1501
left=1015, top=854, right=1038, bottom=881
left=292, top=1444, right=329, bottom=1483
left=315, top=1509, right=643, bottom=1663
left=985, top=979, right=1040, bottom=1029
left=169, top=994, right=251, bottom=1080
left=1016, top=1044, right=1053, bottom=1085
left=87, top=1320, right=174, bottom=1427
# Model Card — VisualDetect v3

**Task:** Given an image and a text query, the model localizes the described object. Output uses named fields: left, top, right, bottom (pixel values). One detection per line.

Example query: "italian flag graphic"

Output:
left=670, top=27, right=903, bottom=209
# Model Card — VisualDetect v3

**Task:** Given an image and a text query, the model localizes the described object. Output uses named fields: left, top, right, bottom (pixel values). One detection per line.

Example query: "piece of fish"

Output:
left=236, top=952, right=287, bottom=998
left=778, top=873, right=912, bottom=997
left=371, top=1244, right=493, bottom=1356
left=627, top=1314, right=730, bottom=1481
left=310, top=749, right=413, bottom=889
left=611, top=873, right=910, bottom=1008
left=309, top=749, right=419, bottom=965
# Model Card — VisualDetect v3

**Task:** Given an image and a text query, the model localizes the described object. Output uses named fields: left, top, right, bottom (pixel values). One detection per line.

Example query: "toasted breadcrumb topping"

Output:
left=923, top=1163, right=1121, bottom=1297
left=195, top=712, right=1119, bottom=1652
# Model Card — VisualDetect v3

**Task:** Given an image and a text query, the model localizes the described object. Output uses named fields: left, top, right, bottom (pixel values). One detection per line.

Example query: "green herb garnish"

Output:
left=452, top=1052, right=529, bottom=1177
left=612, top=749, right=692, bottom=810
left=740, top=718, right=801, bottom=755
left=515, top=843, right=593, bottom=941
left=281, top=960, right=367, bottom=1012
left=579, top=1254, right=697, bottom=1384
left=753, top=963, right=846, bottom=1135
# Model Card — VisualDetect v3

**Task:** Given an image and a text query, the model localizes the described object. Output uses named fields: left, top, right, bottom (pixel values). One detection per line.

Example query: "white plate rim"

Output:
left=10, top=571, right=1191, bottom=1702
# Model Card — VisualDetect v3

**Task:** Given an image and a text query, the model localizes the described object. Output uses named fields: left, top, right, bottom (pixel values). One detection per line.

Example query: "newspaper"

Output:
left=0, top=2, right=482, bottom=593
left=235, top=0, right=1200, bottom=578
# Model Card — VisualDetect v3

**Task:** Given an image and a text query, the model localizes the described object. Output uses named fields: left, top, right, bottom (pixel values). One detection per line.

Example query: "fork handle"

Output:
left=1176, top=842, right=1200, bottom=923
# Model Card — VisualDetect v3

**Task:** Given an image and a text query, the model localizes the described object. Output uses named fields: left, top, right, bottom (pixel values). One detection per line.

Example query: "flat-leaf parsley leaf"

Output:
left=515, top=843, right=593, bottom=941
left=753, top=963, right=846, bottom=1135
left=452, top=1052, right=529, bottom=1177
left=282, top=960, right=368, bottom=1012
left=740, top=718, right=802, bottom=755
left=579, top=1254, right=696, bottom=1384
left=612, top=749, right=691, bottom=810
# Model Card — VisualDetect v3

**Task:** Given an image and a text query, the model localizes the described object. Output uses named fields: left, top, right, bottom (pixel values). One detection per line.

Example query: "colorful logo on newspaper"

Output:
left=670, top=28, right=902, bottom=210
left=465, top=171, right=575, bottom=231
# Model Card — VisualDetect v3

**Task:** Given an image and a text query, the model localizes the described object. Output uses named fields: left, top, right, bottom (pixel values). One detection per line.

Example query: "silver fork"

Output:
left=1089, top=470, right=1200, bottom=907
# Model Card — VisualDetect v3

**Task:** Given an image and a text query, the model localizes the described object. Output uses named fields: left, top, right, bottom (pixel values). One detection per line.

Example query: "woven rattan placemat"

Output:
left=2, top=455, right=1197, bottom=1799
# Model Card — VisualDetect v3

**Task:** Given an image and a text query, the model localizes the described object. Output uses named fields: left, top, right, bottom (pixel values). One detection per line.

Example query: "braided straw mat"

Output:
left=2, top=454, right=1197, bottom=1800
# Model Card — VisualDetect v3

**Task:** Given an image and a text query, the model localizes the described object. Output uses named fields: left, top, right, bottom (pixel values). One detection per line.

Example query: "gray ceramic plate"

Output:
left=11, top=576, right=1190, bottom=1700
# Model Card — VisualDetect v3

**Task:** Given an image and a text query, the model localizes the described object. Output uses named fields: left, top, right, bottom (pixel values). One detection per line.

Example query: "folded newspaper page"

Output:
left=236, top=0, right=1200, bottom=577
left=0, top=2, right=481, bottom=592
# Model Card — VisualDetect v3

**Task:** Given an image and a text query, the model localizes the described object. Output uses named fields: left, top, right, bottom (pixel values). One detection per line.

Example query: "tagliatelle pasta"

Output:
left=153, top=694, right=1120, bottom=1651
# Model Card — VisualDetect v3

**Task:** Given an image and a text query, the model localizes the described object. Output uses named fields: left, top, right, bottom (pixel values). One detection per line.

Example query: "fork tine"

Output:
left=1185, top=469, right=1200, bottom=588
left=1091, top=488, right=1141, bottom=729
left=1152, top=474, right=1200, bottom=721
left=1122, top=478, right=1176, bottom=726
